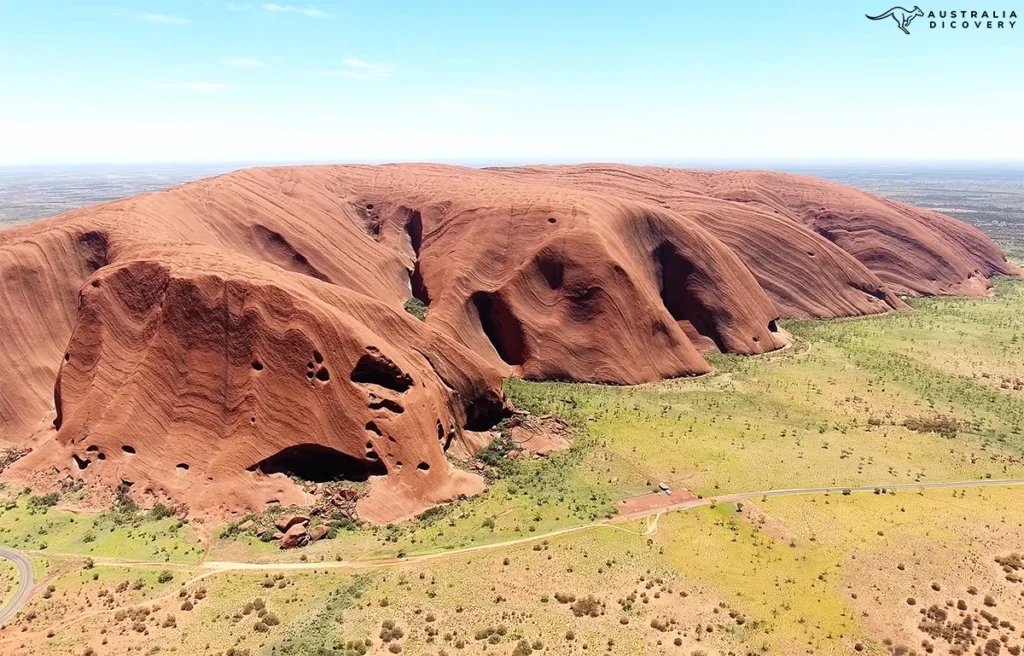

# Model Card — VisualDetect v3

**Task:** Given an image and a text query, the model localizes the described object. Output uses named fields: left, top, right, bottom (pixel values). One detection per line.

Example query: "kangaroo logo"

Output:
left=866, top=5, right=925, bottom=33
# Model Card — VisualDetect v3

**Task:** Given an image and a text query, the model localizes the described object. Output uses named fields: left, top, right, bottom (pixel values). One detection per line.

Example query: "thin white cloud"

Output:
left=308, top=58, right=391, bottom=80
left=225, top=57, right=264, bottom=67
left=262, top=3, right=328, bottom=18
left=138, top=12, right=189, bottom=24
left=226, top=2, right=254, bottom=10
left=469, top=88, right=511, bottom=97
left=150, top=83, right=236, bottom=92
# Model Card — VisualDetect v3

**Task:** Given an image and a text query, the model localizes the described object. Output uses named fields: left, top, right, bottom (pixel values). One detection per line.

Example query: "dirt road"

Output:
left=204, top=477, right=1024, bottom=571
left=3, top=478, right=1023, bottom=603
left=616, top=477, right=1024, bottom=520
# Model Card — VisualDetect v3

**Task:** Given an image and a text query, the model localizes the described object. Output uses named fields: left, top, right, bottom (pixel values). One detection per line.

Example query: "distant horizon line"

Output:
left=2, top=158, right=1023, bottom=170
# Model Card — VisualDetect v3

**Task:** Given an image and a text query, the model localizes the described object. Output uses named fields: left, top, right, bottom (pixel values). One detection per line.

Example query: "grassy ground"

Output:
left=10, top=526, right=754, bottom=656
left=9, top=488, right=1019, bottom=656
left=2, top=277, right=1023, bottom=655
left=0, top=490, right=203, bottom=565
left=1, top=561, right=196, bottom=654
left=655, top=484, right=1024, bottom=656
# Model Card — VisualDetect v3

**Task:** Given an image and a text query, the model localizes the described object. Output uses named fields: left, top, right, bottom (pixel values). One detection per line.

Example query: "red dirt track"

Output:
left=0, top=163, right=1017, bottom=522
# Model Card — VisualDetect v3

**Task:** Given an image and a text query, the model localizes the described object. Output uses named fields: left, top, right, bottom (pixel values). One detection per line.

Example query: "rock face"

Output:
left=0, top=164, right=1017, bottom=523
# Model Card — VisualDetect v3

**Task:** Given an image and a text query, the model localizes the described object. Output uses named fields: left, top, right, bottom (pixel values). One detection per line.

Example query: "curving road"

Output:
left=1, top=477, right=1022, bottom=643
left=1, top=478, right=1022, bottom=617
left=205, top=477, right=1024, bottom=572
left=0, top=549, right=33, bottom=628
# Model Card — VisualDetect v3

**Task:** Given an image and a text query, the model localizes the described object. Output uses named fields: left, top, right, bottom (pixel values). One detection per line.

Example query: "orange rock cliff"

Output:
left=0, top=164, right=1017, bottom=522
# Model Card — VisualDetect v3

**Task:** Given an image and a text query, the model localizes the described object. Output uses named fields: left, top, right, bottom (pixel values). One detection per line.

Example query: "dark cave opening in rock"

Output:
left=410, top=262, right=431, bottom=306
left=405, top=210, right=424, bottom=256
left=247, top=444, right=386, bottom=483
left=350, top=352, right=413, bottom=392
left=471, top=291, right=527, bottom=366
left=404, top=210, right=432, bottom=305
left=654, top=242, right=726, bottom=352
left=463, top=389, right=510, bottom=432
left=53, top=372, right=64, bottom=430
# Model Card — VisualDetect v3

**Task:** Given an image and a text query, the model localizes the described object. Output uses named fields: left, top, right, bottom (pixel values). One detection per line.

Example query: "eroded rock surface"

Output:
left=1, top=164, right=1017, bottom=522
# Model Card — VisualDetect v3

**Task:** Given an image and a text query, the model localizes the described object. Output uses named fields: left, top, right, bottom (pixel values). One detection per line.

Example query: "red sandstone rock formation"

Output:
left=0, top=164, right=1016, bottom=522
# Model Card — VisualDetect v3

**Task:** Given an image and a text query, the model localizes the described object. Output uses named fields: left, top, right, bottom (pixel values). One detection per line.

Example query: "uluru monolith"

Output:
left=1, top=163, right=1017, bottom=522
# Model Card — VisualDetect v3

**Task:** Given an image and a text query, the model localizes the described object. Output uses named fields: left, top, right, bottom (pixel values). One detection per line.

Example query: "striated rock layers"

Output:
left=0, top=164, right=1017, bottom=522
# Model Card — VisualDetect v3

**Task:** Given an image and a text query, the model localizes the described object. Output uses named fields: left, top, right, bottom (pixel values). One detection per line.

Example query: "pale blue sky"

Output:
left=0, top=1, right=1020, bottom=164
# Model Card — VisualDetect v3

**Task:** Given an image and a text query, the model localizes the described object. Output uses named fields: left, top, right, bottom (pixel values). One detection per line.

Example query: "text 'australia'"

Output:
left=929, top=10, right=1017, bottom=29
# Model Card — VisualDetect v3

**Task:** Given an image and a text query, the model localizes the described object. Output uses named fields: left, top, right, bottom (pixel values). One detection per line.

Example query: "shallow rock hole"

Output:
left=122, top=445, right=136, bottom=455
left=536, top=253, right=565, bottom=290
left=369, top=398, right=404, bottom=413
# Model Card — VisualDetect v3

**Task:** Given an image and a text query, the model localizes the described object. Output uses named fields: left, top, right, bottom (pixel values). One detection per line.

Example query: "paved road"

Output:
left=0, top=549, right=33, bottom=628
